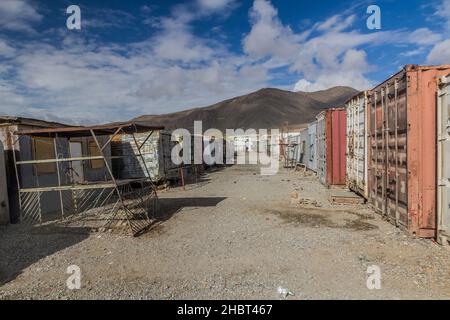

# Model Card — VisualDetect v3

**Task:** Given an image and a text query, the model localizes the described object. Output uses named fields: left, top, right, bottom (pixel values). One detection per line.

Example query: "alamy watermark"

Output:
left=366, top=265, right=381, bottom=290
left=367, top=5, right=381, bottom=30
left=171, top=121, right=281, bottom=175
left=66, top=5, right=81, bottom=30
left=66, top=264, right=81, bottom=290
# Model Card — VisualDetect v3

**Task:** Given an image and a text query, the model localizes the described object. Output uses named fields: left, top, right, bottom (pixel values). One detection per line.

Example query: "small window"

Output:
left=33, top=137, right=56, bottom=175
left=88, top=141, right=105, bottom=169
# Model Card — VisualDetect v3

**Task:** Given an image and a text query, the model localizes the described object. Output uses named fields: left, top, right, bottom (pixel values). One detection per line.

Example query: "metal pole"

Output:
left=394, top=79, right=399, bottom=226
left=100, top=126, right=123, bottom=152
left=54, top=134, right=65, bottom=218
left=11, top=134, right=23, bottom=223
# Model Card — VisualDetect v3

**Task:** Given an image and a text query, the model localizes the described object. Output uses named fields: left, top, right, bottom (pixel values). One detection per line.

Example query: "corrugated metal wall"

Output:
left=316, top=112, right=326, bottom=185
left=438, top=74, right=450, bottom=243
left=346, top=91, right=368, bottom=198
left=326, top=108, right=347, bottom=186
left=308, top=122, right=317, bottom=171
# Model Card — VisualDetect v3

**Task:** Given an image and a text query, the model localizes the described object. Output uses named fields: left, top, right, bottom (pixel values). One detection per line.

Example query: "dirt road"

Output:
left=1, top=165, right=450, bottom=299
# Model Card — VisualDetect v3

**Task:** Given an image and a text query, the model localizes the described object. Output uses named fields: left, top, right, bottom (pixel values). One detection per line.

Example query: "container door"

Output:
left=69, top=141, right=84, bottom=183
left=330, top=110, right=346, bottom=185
left=357, top=95, right=366, bottom=194
left=386, top=78, right=408, bottom=227
left=438, top=78, right=450, bottom=241
left=346, top=99, right=356, bottom=189
left=317, top=117, right=326, bottom=184
left=308, top=123, right=317, bottom=171
left=369, top=89, right=387, bottom=214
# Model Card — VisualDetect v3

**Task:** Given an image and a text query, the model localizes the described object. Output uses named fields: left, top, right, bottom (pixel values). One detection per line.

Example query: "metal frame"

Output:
left=11, top=123, right=162, bottom=236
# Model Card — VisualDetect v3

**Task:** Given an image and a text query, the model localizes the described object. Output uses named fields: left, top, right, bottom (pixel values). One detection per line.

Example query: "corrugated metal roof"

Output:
left=15, top=122, right=165, bottom=137
left=0, top=116, right=69, bottom=128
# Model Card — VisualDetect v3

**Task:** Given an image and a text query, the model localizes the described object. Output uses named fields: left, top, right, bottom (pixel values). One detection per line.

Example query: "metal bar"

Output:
left=18, top=178, right=150, bottom=193
left=137, top=130, right=154, bottom=151
left=16, top=155, right=122, bottom=165
left=101, top=126, right=123, bottom=152
left=10, top=133, right=23, bottom=222
left=394, top=79, right=399, bottom=226
left=54, top=134, right=65, bottom=218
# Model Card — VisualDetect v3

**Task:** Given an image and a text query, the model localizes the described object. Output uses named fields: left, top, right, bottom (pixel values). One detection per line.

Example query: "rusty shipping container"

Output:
left=368, top=64, right=450, bottom=238
left=316, top=108, right=347, bottom=187
left=437, top=74, right=450, bottom=244
left=346, top=91, right=369, bottom=199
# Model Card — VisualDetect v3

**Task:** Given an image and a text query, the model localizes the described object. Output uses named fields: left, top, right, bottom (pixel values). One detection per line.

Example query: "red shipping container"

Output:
left=317, top=108, right=346, bottom=186
left=368, top=64, right=450, bottom=238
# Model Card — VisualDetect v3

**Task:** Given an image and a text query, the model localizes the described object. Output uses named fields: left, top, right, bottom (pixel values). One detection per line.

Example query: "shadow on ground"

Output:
left=0, top=225, right=90, bottom=286
left=156, top=197, right=227, bottom=221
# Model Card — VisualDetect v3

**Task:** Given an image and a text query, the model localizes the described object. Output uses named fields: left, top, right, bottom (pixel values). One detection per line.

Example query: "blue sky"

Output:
left=0, top=0, right=449, bottom=124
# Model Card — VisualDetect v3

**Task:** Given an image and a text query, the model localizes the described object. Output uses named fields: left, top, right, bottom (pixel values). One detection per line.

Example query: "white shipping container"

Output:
left=437, top=75, right=450, bottom=244
left=346, top=91, right=369, bottom=199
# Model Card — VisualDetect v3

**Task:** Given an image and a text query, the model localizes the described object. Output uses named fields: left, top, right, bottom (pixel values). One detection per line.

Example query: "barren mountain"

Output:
left=134, top=86, right=358, bottom=131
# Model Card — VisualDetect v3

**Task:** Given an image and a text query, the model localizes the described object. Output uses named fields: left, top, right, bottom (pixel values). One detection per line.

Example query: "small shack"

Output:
left=0, top=116, right=70, bottom=223
left=12, top=122, right=162, bottom=236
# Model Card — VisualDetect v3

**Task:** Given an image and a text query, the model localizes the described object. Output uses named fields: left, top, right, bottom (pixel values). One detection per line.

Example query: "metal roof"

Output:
left=0, top=116, right=69, bottom=128
left=15, top=122, right=165, bottom=137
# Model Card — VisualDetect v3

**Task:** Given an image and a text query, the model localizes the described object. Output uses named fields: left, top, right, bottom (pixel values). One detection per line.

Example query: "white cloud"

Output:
left=243, top=0, right=300, bottom=61
left=424, top=0, right=450, bottom=65
left=197, top=0, right=235, bottom=11
left=243, top=0, right=378, bottom=91
left=435, top=0, right=450, bottom=30
left=315, top=14, right=356, bottom=32
left=82, top=8, right=136, bottom=29
left=294, top=49, right=373, bottom=92
left=0, top=39, right=15, bottom=57
left=0, top=0, right=42, bottom=32
left=427, top=39, right=450, bottom=64
left=408, top=28, right=442, bottom=46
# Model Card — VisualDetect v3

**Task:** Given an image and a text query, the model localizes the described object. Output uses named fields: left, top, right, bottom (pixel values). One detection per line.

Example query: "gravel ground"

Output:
left=1, top=164, right=450, bottom=300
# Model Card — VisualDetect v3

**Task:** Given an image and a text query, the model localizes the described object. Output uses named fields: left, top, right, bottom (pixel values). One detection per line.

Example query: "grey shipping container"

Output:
left=298, top=128, right=310, bottom=167
left=287, top=134, right=301, bottom=165
left=308, top=121, right=317, bottom=171
left=438, top=74, right=450, bottom=244
left=346, top=91, right=369, bottom=199
left=316, top=112, right=326, bottom=184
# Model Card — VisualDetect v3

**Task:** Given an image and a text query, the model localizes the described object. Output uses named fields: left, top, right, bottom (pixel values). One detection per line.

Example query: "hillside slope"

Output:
left=134, top=86, right=358, bottom=131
